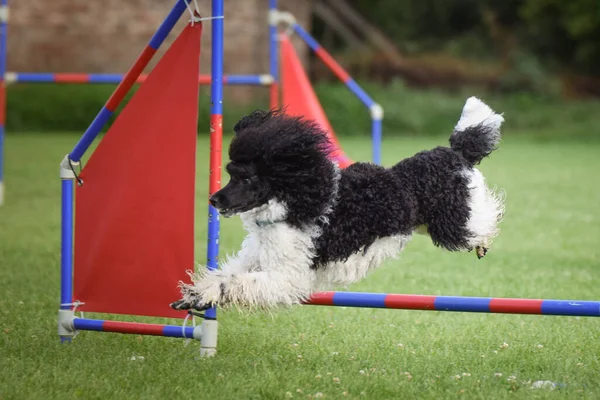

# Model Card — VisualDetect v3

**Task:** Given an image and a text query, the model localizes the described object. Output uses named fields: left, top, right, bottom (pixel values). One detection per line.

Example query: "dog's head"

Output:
left=209, top=109, right=337, bottom=226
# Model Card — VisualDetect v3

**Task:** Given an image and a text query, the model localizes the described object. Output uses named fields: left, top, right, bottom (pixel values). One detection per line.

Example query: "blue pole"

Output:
left=372, top=118, right=382, bottom=165
left=69, top=0, right=190, bottom=163
left=60, top=178, right=74, bottom=310
left=268, top=0, right=279, bottom=109
left=72, top=318, right=198, bottom=339
left=205, top=0, right=224, bottom=321
left=10, top=73, right=271, bottom=85
left=0, top=0, right=7, bottom=205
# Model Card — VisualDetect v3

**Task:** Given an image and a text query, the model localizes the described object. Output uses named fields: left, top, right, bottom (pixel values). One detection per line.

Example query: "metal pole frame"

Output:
left=57, top=0, right=219, bottom=356
left=48, top=0, right=599, bottom=360
left=290, top=23, right=383, bottom=165
left=0, top=0, right=7, bottom=206
left=268, top=0, right=279, bottom=110
left=308, top=292, right=600, bottom=317
left=5, top=72, right=272, bottom=85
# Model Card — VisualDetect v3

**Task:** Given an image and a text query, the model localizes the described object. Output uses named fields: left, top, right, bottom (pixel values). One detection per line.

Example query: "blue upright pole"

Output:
left=268, top=0, right=279, bottom=109
left=372, top=112, right=382, bottom=165
left=0, top=0, right=8, bottom=205
left=58, top=158, right=76, bottom=342
left=197, top=0, right=224, bottom=358
left=60, top=179, right=74, bottom=310
left=205, top=0, right=224, bottom=322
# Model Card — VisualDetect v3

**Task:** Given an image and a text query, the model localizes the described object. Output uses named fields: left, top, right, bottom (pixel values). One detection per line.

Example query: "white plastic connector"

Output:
left=60, top=154, right=79, bottom=180
left=192, top=325, right=203, bottom=341
left=199, top=319, right=218, bottom=357
left=269, top=10, right=296, bottom=27
left=370, top=103, right=384, bottom=121
left=259, top=74, right=274, bottom=85
left=0, top=5, right=9, bottom=23
left=58, top=309, right=76, bottom=341
left=4, top=72, right=17, bottom=84
left=268, top=9, right=278, bottom=26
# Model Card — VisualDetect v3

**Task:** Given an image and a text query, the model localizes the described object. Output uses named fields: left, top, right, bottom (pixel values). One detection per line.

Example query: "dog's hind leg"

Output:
left=464, top=168, right=505, bottom=259
left=422, top=169, right=504, bottom=258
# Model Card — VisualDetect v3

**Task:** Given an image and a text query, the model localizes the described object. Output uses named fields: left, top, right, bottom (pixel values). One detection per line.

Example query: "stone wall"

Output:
left=7, top=0, right=312, bottom=103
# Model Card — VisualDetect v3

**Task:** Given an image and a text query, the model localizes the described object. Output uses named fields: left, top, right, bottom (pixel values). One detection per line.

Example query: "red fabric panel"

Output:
left=73, top=24, right=201, bottom=319
left=281, top=37, right=352, bottom=168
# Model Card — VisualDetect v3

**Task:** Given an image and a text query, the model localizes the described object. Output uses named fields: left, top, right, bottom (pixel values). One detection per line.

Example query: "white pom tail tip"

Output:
left=455, top=96, right=504, bottom=133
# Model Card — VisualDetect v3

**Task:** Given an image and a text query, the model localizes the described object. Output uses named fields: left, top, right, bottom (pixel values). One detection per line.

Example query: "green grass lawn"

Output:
left=1, top=132, right=599, bottom=400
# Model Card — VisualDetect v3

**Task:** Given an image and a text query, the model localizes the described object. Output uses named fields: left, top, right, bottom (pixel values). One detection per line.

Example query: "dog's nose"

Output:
left=209, top=194, right=220, bottom=208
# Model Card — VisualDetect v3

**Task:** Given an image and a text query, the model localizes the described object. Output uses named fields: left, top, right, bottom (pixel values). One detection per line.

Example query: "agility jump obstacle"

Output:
left=47, top=0, right=597, bottom=358
left=0, top=0, right=382, bottom=206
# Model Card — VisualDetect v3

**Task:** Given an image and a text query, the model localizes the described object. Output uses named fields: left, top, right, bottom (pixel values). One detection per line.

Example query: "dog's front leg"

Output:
left=177, top=268, right=315, bottom=311
left=170, top=233, right=261, bottom=311
left=172, top=224, right=317, bottom=311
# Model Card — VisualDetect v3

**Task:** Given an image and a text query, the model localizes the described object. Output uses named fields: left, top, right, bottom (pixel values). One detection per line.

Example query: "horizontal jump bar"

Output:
left=72, top=317, right=201, bottom=339
left=4, top=72, right=274, bottom=86
left=307, top=292, right=600, bottom=317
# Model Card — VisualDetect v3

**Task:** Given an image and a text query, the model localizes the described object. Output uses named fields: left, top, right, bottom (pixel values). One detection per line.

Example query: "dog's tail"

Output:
left=449, top=97, right=504, bottom=166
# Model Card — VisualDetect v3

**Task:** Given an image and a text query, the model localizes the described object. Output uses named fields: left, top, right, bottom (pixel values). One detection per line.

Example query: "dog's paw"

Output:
left=475, top=246, right=488, bottom=259
left=170, top=276, right=225, bottom=311
left=170, top=297, right=212, bottom=311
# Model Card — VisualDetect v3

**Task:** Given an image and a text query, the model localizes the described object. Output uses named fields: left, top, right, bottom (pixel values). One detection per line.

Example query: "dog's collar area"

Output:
left=255, top=218, right=285, bottom=227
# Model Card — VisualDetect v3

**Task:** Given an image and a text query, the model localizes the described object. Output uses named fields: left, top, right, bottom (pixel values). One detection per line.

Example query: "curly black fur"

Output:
left=212, top=106, right=501, bottom=268
left=449, top=123, right=500, bottom=165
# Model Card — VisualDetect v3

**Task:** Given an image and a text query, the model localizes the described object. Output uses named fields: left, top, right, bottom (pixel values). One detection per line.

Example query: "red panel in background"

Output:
left=281, top=37, right=353, bottom=168
left=73, top=23, right=202, bottom=319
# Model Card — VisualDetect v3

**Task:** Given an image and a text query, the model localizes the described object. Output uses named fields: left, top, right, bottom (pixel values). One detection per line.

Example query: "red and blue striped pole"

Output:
left=268, top=0, right=279, bottom=110
left=68, top=0, right=191, bottom=163
left=191, top=0, right=225, bottom=357
left=308, top=292, right=600, bottom=317
left=5, top=72, right=272, bottom=86
left=291, top=24, right=382, bottom=165
left=0, top=0, right=7, bottom=205
left=205, top=0, right=224, bottom=322
left=71, top=318, right=201, bottom=339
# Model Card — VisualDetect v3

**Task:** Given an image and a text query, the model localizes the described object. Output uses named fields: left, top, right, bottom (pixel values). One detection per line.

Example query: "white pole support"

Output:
left=269, top=10, right=296, bottom=28
left=60, top=154, right=79, bottom=180
left=370, top=103, right=384, bottom=120
left=259, top=74, right=275, bottom=85
left=199, top=319, right=218, bottom=357
left=0, top=5, right=8, bottom=23
left=57, top=309, right=76, bottom=342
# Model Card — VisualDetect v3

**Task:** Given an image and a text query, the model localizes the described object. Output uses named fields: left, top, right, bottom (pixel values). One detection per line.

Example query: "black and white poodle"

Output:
left=171, top=97, right=505, bottom=311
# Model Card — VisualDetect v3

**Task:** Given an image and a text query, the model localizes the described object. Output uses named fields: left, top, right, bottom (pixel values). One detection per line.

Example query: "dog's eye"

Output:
left=242, top=178, right=251, bottom=185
